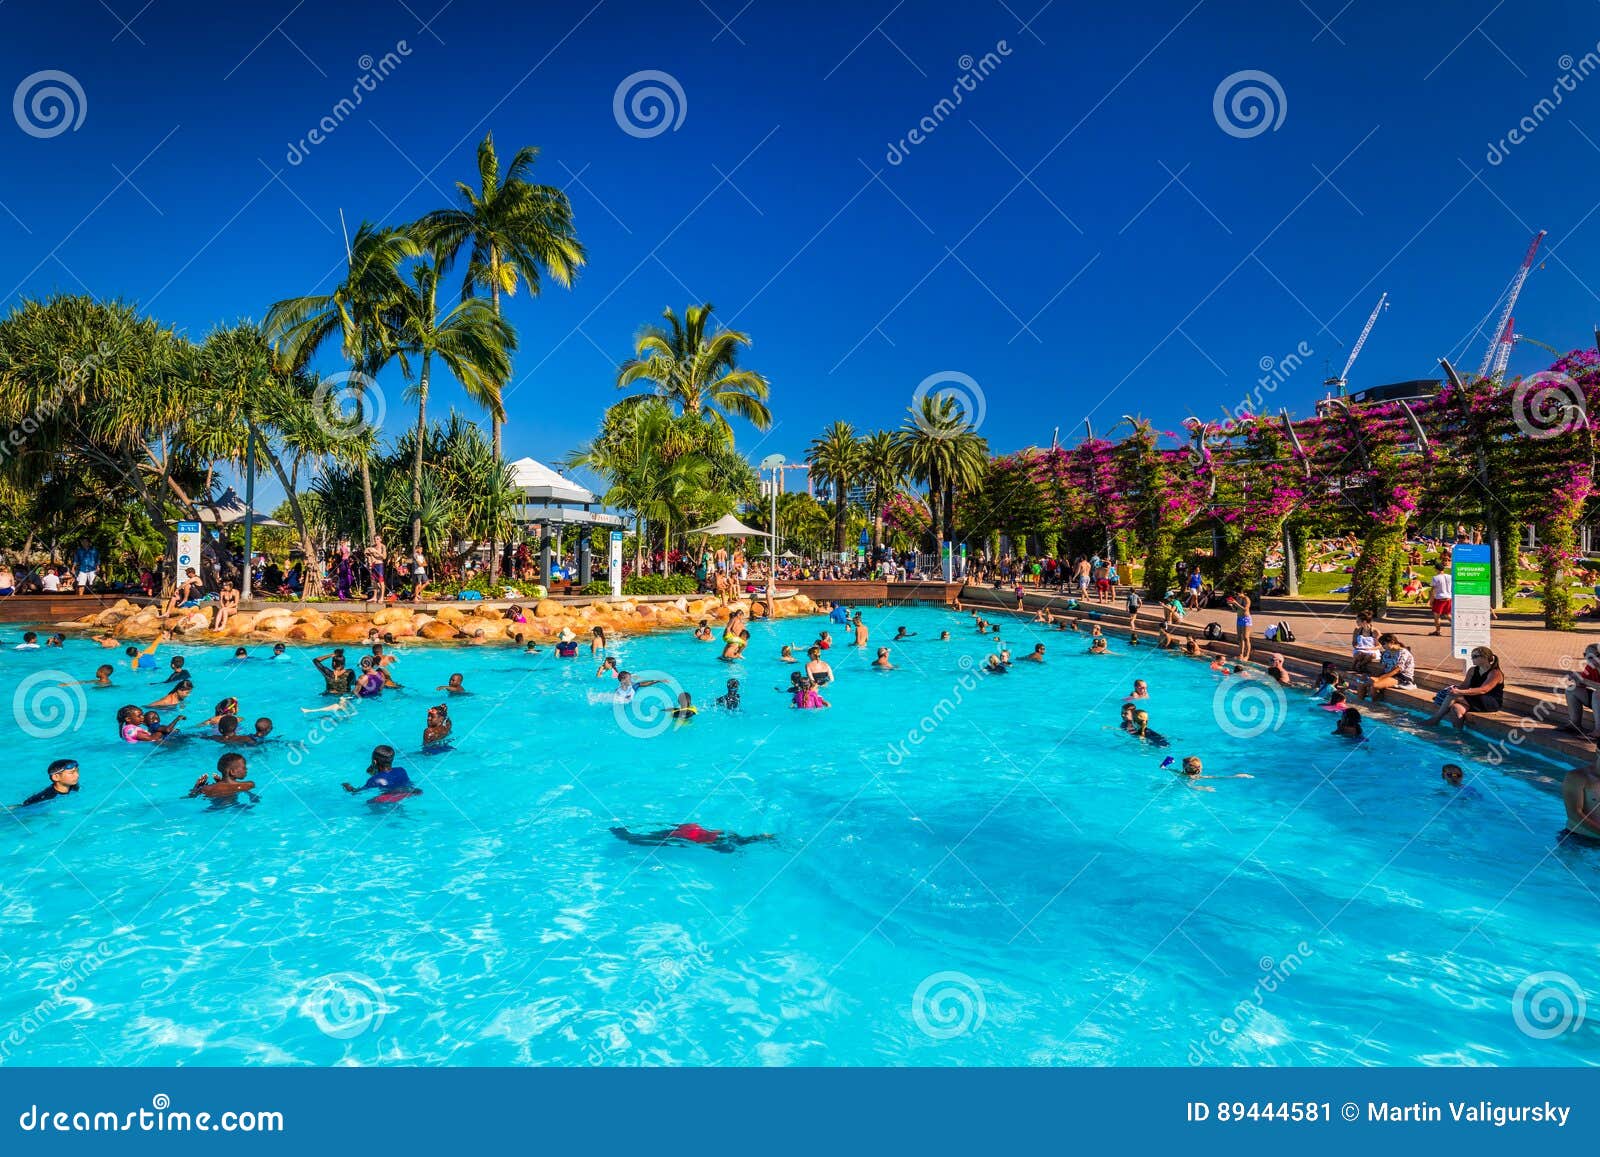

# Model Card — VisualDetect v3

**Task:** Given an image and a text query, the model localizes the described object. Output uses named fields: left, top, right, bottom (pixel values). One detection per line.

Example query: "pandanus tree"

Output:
left=264, top=222, right=422, bottom=543
left=615, top=303, right=773, bottom=440
left=808, top=421, right=862, bottom=554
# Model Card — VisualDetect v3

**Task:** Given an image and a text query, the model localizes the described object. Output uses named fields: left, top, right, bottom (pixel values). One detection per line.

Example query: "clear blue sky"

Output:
left=5, top=0, right=1600, bottom=483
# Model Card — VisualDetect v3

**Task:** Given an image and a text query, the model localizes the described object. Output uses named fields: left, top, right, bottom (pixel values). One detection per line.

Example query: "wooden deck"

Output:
left=786, top=580, right=964, bottom=605
left=0, top=593, right=155, bottom=624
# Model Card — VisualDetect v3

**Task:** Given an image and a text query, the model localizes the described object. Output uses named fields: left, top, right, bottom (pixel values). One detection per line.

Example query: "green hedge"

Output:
left=579, top=575, right=701, bottom=596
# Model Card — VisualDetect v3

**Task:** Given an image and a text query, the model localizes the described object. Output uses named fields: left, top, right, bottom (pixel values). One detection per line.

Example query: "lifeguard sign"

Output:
left=1450, top=543, right=1492, bottom=660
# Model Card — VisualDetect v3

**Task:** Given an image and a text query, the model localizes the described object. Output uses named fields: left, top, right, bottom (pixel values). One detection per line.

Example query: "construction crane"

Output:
left=1476, top=229, right=1546, bottom=380
left=1324, top=292, right=1389, bottom=394
left=1511, top=332, right=1564, bottom=359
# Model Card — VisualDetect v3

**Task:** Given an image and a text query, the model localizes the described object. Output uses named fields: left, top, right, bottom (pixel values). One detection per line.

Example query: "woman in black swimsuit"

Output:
left=1426, top=647, right=1505, bottom=728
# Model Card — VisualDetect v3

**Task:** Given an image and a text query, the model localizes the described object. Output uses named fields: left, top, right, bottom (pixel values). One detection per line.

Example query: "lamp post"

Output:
left=760, top=453, right=785, bottom=612
left=241, top=422, right=257, bottom=602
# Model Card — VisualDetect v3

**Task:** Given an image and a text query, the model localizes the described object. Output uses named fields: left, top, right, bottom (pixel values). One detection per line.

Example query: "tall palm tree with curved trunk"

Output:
left=858, top=430, right=904, bottom=552
left=807, top=421, right=862, bottom=554
left=893, top=397, right=989, bottom=552
left=381, top=247, right=517, bottom=551
left=616, top=303, right=772, bottom=440
left=264, top=222, right=421, bottom=542
left=425, top=131, right=584, bottom=580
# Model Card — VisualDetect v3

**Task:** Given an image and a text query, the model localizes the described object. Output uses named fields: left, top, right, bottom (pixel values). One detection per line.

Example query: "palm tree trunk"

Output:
left=411, top=353, right=431, bottom=552
left=488, top=270, right=504, bottom=586
left=928, top=470, right=943, bottom=550
left=259, top=433, right=323, bottom=600
left=943, top=483, right=955, bottom=549
left=353, top=360, right=378, bottom=544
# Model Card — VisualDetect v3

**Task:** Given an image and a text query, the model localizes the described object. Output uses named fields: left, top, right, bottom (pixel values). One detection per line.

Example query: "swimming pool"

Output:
left=1, top=606, right=1593, bottom=1066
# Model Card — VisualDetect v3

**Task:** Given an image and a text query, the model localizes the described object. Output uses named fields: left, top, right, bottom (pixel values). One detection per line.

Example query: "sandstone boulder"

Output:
left=534, top=599, right=566, bottom=618
left=285, top=622, right=328, bottom=641
left=419, top=620, right=459, bottom=640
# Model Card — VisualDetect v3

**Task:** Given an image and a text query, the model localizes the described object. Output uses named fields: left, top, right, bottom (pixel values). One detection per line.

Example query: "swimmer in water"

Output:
left=1333, top=707, right=1364, bottom=738
left=610, top=823, right=775, bottom=853
left=187, top=751, right=257, bottom=803
left=694, top=621, right=714, bottom=642
left=984, top=653, right=1008, bottom=674
left=893, top=626, right=917, bottom=640
left=1125, top=679, right=1149, bottom=701
left=1088, top=636, right=1108, bottom=655
left=230, top=647, right=249, bottom=662
left=211, top=715, right=255, bottom=745
left=253, top=717, right=274, bottom=741
left=143, top=710, right=183, bottom=740
left=1562, top=752, right=1600, bottom=838
left=60, top=665, right=115, bottom=689
left=852, top=613, right=869, bottom=648
left=16, top=759, right=80, bottom=808
left=1313, top=662, right=1342, bottom=695
left=145, top=678, right=192, bottom=710
left=269, top=643, right=287, bottom=659
left=872, top=647, right=895, bottom=670
left=198, top=697, right=241, bottom=729
left=1321, top=689, right=1349, bottom=712
left=779, top=645, right=796, bottom=663
left=1019, top=644, right=1046, bottom=663
left=591, top=627, right=607, bottom=655
left=792, top=676, right=830, bottom=709
left=354, top=657, right=385, bottom=698
left=92, top=631, right=119, bottom=648
left=596, top=656, right=619, bottom=679
left=422, top=704, right=453, bottom=750
left=437, top=673, right=470, bottom=695
left=1265, top=654, right=1292, bottom=686
left=670, top=692, right=697, bottom=722
left=162, top=655, right=187, bottom=682
left=1131, top=709, right=1170, bottom=748
left=1162, top=755, right=1252, bottom=792
left=804, top=646, right=834, bottom=687
left=342, top=744, right=422, bottom=800
left=938, top=631, right=950, bottom=641
left=301, top=697, right=356, bottom=716
left=715, top=679, right=741, bottom=710
left=1117, top=702, right=1138, bottom=734
left=116, top=704, right=164, bottom=744
left=313, top=651, right=354, bottom=696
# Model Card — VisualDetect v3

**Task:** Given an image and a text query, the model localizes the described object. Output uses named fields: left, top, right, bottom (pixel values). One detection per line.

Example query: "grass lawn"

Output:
left=1269, top=566, right=1590, bottom=617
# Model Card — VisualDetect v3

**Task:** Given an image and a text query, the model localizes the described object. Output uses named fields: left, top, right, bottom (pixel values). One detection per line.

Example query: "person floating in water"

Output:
left=60, top=665, right=115, bottom=689
left=422, top=704, right=454, bottom=751
left=187, top=752, right=257, bottom=803
left=145, top=678, right=192, bottom=711
left=1162, top=755, right=1252, bottom=792
left=343, top=745, right=423, bottom=801
left=437, top=673, right=471, bottom=695
left=17, top=759, right=79, bottom=807
left=1333, top=707, right=1364, bottom=739
left=893, top=626, right=917, bottom=640
left=610, top=823, right=775, bottom=853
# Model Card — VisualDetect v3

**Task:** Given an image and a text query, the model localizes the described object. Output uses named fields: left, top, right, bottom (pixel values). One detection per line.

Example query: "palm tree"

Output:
left=424, top=132, right=584, bottom=582
left=264, top=222, right=421, bottom=542
left=858, top=430, right=904, bottom=552
left=382, top=246, right=517, bottom=551
left=807, top=421, right=862, bottom=553
left=616, top=303, right=772, bottom=439
left=893, top=397, right=989, bottom=552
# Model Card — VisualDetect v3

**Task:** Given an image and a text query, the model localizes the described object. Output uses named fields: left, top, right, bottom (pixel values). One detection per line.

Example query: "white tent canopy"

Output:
left=692, top=514, right=771, bottom=538
left=507, top=456, right=600, bottom=505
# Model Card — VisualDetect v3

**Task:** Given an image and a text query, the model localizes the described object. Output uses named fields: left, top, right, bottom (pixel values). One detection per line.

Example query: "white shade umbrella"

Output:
left=692, top=514, right=771, bottom=538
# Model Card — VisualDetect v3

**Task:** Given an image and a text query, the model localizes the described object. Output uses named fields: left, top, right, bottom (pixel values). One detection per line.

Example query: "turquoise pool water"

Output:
left=0, top=606, right=1593, bottom=1067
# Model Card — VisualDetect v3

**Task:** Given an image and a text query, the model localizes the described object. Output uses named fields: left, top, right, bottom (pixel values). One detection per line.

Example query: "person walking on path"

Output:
left=1428, top=565, right=1453, bottom=636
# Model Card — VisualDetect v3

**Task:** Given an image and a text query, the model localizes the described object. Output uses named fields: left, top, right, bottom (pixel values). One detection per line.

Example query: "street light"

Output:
left=759, top=454, right=785, bottom=565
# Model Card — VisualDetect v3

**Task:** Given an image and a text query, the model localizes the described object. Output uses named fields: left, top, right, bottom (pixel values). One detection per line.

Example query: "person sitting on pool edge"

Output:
left=17, top=759, right=80, bottom=807
left=343, top=744, right=421, bottom=800
left=610, top=823, right=775, bottom=853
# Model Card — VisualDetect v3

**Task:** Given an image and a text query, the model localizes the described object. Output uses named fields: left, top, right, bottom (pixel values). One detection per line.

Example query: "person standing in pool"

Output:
left=437, top=673, right=471, bottom=695
left=852, top=613, right=869, bottom=648
left=804, top=645, right=834, bottom=686
left=343, top=744, right=421, bottom=800
left=715, top=679, right=741, bottom=710
left=187, top=752, right=257, bottom=803
left=872, top=646, right=895, bottom=670
left=312, top=651, right=354, bottom=696
left=16, top=759, right=80, bottom=807
left=422, top=704, right=453, bottom=751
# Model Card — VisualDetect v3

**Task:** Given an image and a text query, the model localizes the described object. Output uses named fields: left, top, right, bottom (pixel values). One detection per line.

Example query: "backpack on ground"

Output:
left=1203, top=622, right=1223, bottom=641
